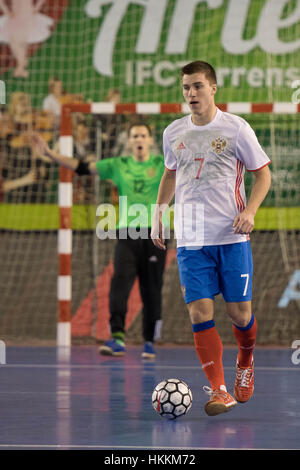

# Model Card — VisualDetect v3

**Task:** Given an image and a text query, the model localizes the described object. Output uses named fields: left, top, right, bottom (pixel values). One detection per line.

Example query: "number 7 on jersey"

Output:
left=194, top=157, right=204, bottom=179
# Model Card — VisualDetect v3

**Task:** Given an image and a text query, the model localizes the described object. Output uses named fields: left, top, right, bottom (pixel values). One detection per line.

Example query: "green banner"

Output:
left=1, top=0, right=300, bottom=104
left=0, top=0, right=299, bottom=221
left=1, top=204, right=300, bottom=231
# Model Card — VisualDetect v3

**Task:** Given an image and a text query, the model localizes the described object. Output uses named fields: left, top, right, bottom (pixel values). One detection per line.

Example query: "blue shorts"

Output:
left=177, top=241, right=253, bottom=304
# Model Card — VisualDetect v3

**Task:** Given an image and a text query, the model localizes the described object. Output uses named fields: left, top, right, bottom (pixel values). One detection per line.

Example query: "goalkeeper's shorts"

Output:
left=177, top=241, right=253, bottom=304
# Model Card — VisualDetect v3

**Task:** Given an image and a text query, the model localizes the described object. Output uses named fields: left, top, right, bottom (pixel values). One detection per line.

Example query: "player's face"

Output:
left=128, top=126, right=153, bottom=160
left=182, top=72, right=217, bottom=117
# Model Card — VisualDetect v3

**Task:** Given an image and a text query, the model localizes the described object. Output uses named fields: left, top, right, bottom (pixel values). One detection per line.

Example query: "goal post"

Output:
left=56, top=101, right=300, bottom=347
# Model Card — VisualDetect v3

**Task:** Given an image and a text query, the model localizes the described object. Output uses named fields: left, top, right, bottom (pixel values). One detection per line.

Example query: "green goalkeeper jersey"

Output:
left=96, top=155, right=165, bottom=229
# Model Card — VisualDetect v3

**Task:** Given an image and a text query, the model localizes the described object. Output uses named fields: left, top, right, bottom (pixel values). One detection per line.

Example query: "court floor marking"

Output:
left=0, top=364, right=298, bottom=371
left=0, top=444, right=281, bottom=450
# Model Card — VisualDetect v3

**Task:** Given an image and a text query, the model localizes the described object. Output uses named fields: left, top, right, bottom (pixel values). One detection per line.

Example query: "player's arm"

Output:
left=151, top=168, right=176, bottom=250
left=31, top=133, right=98, bottom=175
left=3, top=169, right=37, bottom=192
left=233, top=165, right=271, bottom=234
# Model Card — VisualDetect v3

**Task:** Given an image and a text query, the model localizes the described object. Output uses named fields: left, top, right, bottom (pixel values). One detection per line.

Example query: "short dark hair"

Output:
left=128, top=122, right=152, bottom=137
left=181, top=61, right=217, bottom=85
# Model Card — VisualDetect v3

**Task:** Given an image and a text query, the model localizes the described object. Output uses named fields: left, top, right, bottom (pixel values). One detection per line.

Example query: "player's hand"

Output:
left=22, top=168, right=38, bottom=185
left=30, top=132, right=52, bottom=159
left=151, top=217, right=166, bottom=250
left=233, top=209, right=255, bottom=234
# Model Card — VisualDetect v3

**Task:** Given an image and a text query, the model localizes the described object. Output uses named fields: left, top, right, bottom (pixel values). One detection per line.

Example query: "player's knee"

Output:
left=187, top=299, right=214, bottom=325
left=229, top=309, right=251, bottom=328
left=234, top=316, right=251, bottom=328
left=188, top=309, right=213, bottom=325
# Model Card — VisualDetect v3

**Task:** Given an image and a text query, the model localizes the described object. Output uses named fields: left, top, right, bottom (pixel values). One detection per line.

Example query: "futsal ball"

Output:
left=152, top=378, right=192, bottom=420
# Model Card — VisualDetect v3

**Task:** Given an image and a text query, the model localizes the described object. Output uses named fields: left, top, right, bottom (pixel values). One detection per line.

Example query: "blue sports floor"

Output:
left=0, top=345, right=299, bottom=451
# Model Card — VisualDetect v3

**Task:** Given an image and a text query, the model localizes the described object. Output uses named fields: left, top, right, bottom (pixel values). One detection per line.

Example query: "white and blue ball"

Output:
left=152, top=378, right=192, bottom=420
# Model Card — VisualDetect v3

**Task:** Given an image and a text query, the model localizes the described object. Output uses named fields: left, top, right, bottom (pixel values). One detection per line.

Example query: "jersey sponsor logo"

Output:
left=211, top=137, right=227, bottom=154
left=146, top=167, right=157, bottom=178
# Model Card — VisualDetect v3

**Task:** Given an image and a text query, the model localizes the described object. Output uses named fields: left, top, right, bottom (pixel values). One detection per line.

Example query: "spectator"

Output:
left=42, top=77, right=63, bottom=129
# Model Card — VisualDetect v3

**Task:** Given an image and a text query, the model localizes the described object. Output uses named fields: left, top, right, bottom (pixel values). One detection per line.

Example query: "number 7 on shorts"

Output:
left=241, top=273, right=249, bottom=296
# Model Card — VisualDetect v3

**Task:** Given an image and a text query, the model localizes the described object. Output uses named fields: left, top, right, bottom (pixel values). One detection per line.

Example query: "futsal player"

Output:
left=151, top=61, right=271, bottom=416
left=31, top=123, right=166, bottom=359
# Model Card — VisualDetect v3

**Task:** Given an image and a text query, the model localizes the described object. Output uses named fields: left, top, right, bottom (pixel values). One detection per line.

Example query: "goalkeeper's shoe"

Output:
left=141, top=342, right=156, bottom=359
left=203, top=385, right=237, bottom=416
left=99, top=339, right=125, bottom=357
left=234, top=359, right=254, bottom=403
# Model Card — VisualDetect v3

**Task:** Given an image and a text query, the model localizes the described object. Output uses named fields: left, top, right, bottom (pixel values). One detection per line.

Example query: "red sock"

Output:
left=193, top=320, right=225, bottom=390
left=232, top=314, right=257, bottom=367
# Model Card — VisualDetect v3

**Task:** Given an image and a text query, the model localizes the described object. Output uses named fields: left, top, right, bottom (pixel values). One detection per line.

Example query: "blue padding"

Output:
left=192, top=319, right=215, bottom=332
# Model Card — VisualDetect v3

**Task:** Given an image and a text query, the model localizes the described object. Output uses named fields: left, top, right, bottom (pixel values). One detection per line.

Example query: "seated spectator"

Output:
left=42, top=77, right=63, bottom=129
left=72, top=119, right=96, bottom=204
left=1, top=168, right=37, bottom=200
left=0, top=110, right=14, bottom=139
left=73, top=120, right=95, bottom=162
left=2, top=95, right=49, bottom=202
left=7, top=92, right=34, bottom=150
left=8, top=91, right=32, bottom=129
left=42, top=76, right=85, bottom=136
left=94, top=88, right=124, bottom=159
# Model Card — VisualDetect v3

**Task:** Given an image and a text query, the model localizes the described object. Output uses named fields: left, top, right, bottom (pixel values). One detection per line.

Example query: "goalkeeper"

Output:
left=32, top=123, right=166, bottom=359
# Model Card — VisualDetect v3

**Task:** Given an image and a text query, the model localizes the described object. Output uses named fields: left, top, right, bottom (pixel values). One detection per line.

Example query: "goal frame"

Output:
left=57, top=101, right=300, bottom=346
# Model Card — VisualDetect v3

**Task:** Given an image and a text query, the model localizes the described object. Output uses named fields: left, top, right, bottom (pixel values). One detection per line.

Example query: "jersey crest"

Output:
left=211, top=137, right=227, bottom=154
left=177, top=142, right=186, bottom=150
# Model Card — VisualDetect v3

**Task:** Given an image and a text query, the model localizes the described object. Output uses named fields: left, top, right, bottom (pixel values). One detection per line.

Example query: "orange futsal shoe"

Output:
left=203, top=385, right=237, bottom=416
left=234, top=360, right=254, bottom=403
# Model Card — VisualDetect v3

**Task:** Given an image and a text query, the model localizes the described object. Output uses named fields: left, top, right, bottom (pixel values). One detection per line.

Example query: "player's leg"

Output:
left=226, top=300, right=257, bottom=403
left=219, top=241, right=256, bottom=402
left=188, top=298, right=237, bottom=415
left=177, top=247, right=237, bottom=415
left=226, top=300, right=257, bottom=367
left=188, top=297, right=225, bottom=389
left=99, top=238, right=137, bottom=356
left=138, top=237, right=167, bottom=359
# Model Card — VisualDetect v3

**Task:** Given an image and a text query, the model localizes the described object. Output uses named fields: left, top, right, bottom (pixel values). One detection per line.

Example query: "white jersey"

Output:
left=163, top=107, right=270, bottom=247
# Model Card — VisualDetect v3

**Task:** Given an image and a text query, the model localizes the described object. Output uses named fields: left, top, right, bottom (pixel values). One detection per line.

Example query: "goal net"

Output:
left=0, top=0, right=299, bottom=345
left=1, top=104, right=299, bottom=345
